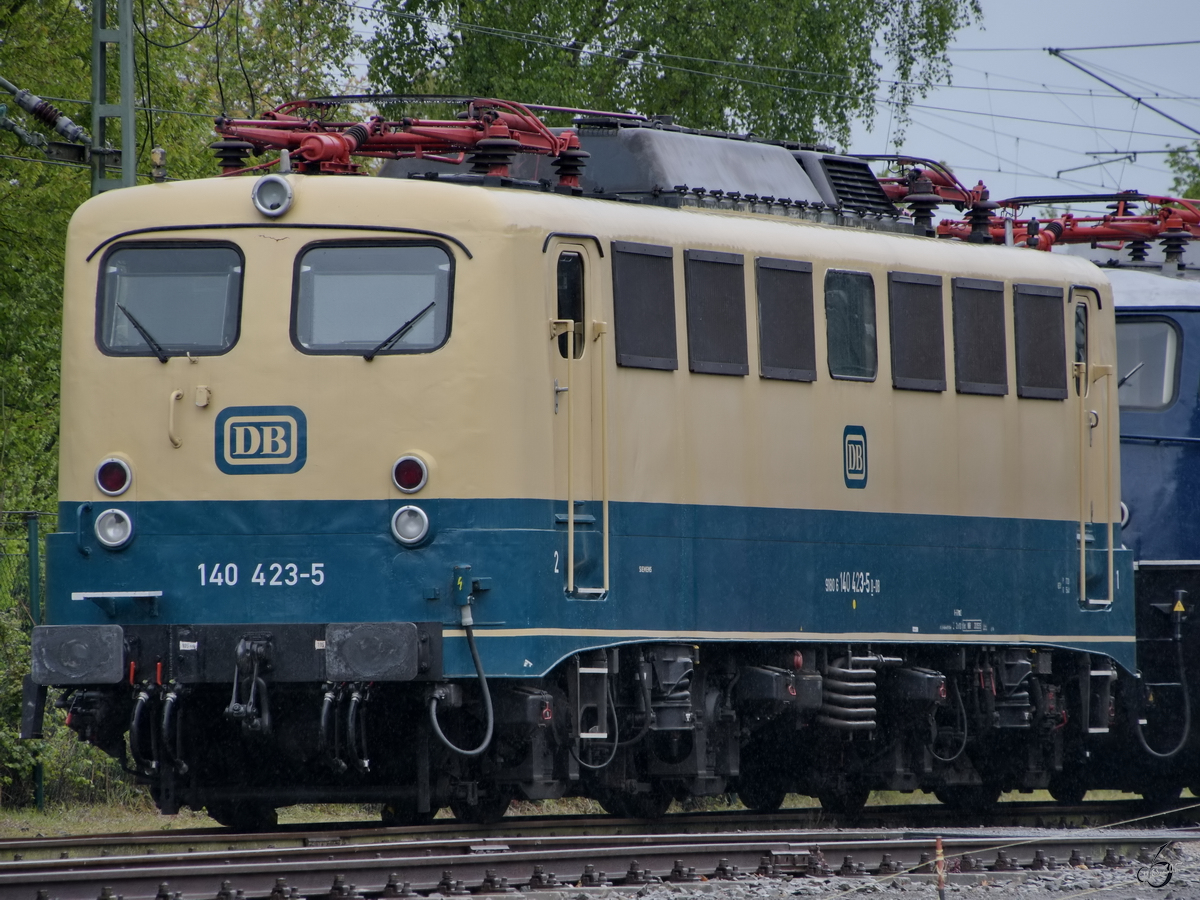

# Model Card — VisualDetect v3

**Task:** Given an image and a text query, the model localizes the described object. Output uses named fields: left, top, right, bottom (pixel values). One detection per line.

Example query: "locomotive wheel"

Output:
left=1140, top=785, right=1182, bottom=808
left=595, top=788, right=630, bottom=817
left=620, top=786, right=672, bottom=819
left=206, top=801, right=278, bottom=832
left=1047, top=774, right=1086, bottom=805
left=450, top=789, right=513, bottom=825
left=817, top=784, right=870, bottom=817
left=381, top=799, right=436, bottom=827
left=737, top=778, right=787, bottom=813
left=934, top=784, right=1002, bottom=811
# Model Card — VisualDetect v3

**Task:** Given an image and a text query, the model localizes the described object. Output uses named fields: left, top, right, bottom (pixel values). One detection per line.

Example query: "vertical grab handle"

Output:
left=168, top=389, right=184, bottom=448
left=566, top=323, right=575, bottom=594
left=1094, top=364, right=1116, bottom=605
left=1076, top=361, right=1088, bottom=606
left=594, top=320, right=610, bottom=592
left=76, top=503, right=93, bottom=556
left=550, top=319, right=575, bottom=593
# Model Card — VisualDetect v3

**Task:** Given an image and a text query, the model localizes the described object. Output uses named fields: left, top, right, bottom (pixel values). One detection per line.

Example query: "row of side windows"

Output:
left=610, top=241, right=1068, bottom=400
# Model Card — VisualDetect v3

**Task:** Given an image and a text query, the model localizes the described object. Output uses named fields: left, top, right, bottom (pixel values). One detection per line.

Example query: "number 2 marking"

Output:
left=269, top=563, right=283, bottom=586
left=553, top=550, right=560, bottom=573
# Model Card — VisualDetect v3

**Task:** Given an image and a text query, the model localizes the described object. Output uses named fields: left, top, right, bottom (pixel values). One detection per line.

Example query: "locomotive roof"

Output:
left=1108, top=268, right=1200, bottom=310
left=380, top=119, right=902, bottom=223
left=69, top=173, right=1108, bottom=293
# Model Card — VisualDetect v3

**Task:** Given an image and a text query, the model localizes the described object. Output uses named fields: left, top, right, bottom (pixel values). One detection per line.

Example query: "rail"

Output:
left=3, top=818, right=1197, bottom=900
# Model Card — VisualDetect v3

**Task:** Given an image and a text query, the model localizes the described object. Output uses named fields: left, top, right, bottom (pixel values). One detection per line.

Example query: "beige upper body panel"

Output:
left=60, top=174, right=1115, bottom=524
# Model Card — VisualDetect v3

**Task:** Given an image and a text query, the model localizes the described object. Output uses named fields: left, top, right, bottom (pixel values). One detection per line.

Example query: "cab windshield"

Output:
left=1117, top=318, right=1180, bottom=409
left=97, top=242, right=243, bottom=357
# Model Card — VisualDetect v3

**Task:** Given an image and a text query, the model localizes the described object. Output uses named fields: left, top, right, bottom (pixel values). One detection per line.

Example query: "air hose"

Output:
left=429, top=625, right=495, bottom=757
left=1134, top=639, right=1191, bottom=759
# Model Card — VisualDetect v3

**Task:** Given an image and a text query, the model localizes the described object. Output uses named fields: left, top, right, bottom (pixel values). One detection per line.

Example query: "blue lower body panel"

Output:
left=47, top=498, right=1137, bottom=676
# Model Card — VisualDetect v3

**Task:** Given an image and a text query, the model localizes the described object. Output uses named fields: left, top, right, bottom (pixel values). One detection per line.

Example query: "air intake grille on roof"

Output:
left=820, top=157, right=897, bottom=216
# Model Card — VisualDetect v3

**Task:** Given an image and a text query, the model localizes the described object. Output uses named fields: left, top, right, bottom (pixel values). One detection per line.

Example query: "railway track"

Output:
left=2, top=798, right=1196, bottom=860
left=2, top=805, right=1199, bottom=900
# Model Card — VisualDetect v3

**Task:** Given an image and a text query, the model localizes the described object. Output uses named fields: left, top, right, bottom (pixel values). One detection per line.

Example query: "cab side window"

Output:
left=557, top=252, right=584, bottom=359
left=825, top=270, right=876, bottom=381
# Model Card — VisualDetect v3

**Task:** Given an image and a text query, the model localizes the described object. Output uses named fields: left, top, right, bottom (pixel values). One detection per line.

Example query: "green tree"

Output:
left=367, top=0, right=981, bottom=146
left=0, top=0, right=362, bottom=808
left=1167, top=143, right=1200, bottom=198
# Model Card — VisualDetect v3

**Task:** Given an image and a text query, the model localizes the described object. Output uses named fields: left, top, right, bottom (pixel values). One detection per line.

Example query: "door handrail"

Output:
left=594, top=319, right=610, bottom=592
left=550, top=318, right=576, bottom=592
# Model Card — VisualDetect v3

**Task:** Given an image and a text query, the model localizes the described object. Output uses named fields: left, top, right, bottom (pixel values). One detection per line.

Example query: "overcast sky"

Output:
left=848, top=0, right=1200, bottom=204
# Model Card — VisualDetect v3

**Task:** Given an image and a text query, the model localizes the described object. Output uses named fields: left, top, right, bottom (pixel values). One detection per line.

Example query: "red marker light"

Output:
left=96, top=458, right=131, bottom=496
left=392, top=456, right=428, bottom=493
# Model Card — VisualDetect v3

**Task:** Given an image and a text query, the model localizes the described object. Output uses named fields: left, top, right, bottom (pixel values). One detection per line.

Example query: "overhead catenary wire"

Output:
left=1050, top=50, right=1200, bottom=138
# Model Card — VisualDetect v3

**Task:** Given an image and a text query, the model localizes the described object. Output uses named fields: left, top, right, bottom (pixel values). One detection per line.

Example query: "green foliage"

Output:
left=367, top=0, right=981, bottom=146
left=0, top=0, right=361, bottom=809
left=0, top=0, right=364, bottom=508
left=1167, top=143, right=1200, bottom=199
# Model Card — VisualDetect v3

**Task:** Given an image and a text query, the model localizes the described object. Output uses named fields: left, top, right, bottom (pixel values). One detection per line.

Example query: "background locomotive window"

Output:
left=888, top=272, right=946, bottom=391
left=951, top=277, right=1007, bottom=395
left=293, top=243, right=452, bottom=354
left=825, top=270, right=877, bottom=380
left=557, top=252, right=585, bottom=359
left=97, top=243, right=242, bottom=357
left=684, top=249, right=749, bottom=376
left=1117, top=318, right=1180, bottom=409
left=611, top=241, right=678, bottom=370
left=1013, top=284, right=1067, bottom=400
left=756, top=258, right=815, bottom=381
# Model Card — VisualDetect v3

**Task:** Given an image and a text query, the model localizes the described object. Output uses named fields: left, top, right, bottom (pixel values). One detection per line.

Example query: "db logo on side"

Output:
left=843, top=425, right=867, bottom=489
left=215, top=406, right=307, bottom=475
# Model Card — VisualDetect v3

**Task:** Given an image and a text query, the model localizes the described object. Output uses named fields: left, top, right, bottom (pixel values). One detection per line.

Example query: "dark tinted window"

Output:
left=293, top=242, right=453, bottom=355
left=889, top=272, right=945, bottom=391
left=825, top=270, right=876, bottom=380
left=97, top=242, right=242, bottom=357
left=756, top=258, right=815, bottom=381
left=557, top=252, right=584, bottom=359
left=1014, top=284, right=1067, bottom=399
left=684, top=249, right=748, bottom=376
left=952, top=277, right=1007, bottom=395
left=611, top=241, right=677, bottom=370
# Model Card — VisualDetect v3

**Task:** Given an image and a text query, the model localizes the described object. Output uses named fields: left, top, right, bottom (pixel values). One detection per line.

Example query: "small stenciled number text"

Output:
left=824, top=571, right=881, bottom=595
left=198, top=562, right=325, bottom=586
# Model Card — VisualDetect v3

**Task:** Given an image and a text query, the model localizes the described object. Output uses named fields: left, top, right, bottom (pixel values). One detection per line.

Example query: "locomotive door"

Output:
left=1073, top=285, right=1116, bottom=607
left=549, top=239, right=609, bottom=598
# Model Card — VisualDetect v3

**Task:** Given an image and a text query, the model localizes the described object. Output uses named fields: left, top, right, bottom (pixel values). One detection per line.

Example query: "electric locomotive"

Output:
left=25, top=99, right=1170, bottom=828
left=1110, top=264, right=1200, bottom=792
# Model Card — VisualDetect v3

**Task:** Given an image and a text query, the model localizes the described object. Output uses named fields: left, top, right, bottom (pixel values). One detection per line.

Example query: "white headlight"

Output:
left=252, top=174, right=293, bottom=218
left=391, top=505, right=430, bottom=545
left=94, top=508, right=133, bottom=548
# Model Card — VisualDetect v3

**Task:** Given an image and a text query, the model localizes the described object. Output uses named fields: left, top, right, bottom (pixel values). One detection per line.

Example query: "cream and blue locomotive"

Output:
left=24, top=101, right=1162, bottom=828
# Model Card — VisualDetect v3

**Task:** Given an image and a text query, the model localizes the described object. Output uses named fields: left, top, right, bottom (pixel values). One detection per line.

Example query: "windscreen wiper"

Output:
left=116, top=303, right=169, bottom=363
left=1118, top=360, right=1145, bottom=388
left=364, top=301, right=436, bottom=361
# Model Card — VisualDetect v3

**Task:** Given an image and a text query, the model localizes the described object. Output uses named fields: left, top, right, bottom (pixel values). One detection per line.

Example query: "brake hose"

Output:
left=1135, top=639, right=1191, bottom=759
left=429, top=625, right=494, bottom=757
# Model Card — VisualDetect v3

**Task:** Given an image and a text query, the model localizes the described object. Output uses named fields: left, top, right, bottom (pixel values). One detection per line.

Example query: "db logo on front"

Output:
left=215, top=406, right=307, bottom=475
left=843, top=425, right=867, bottom=489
